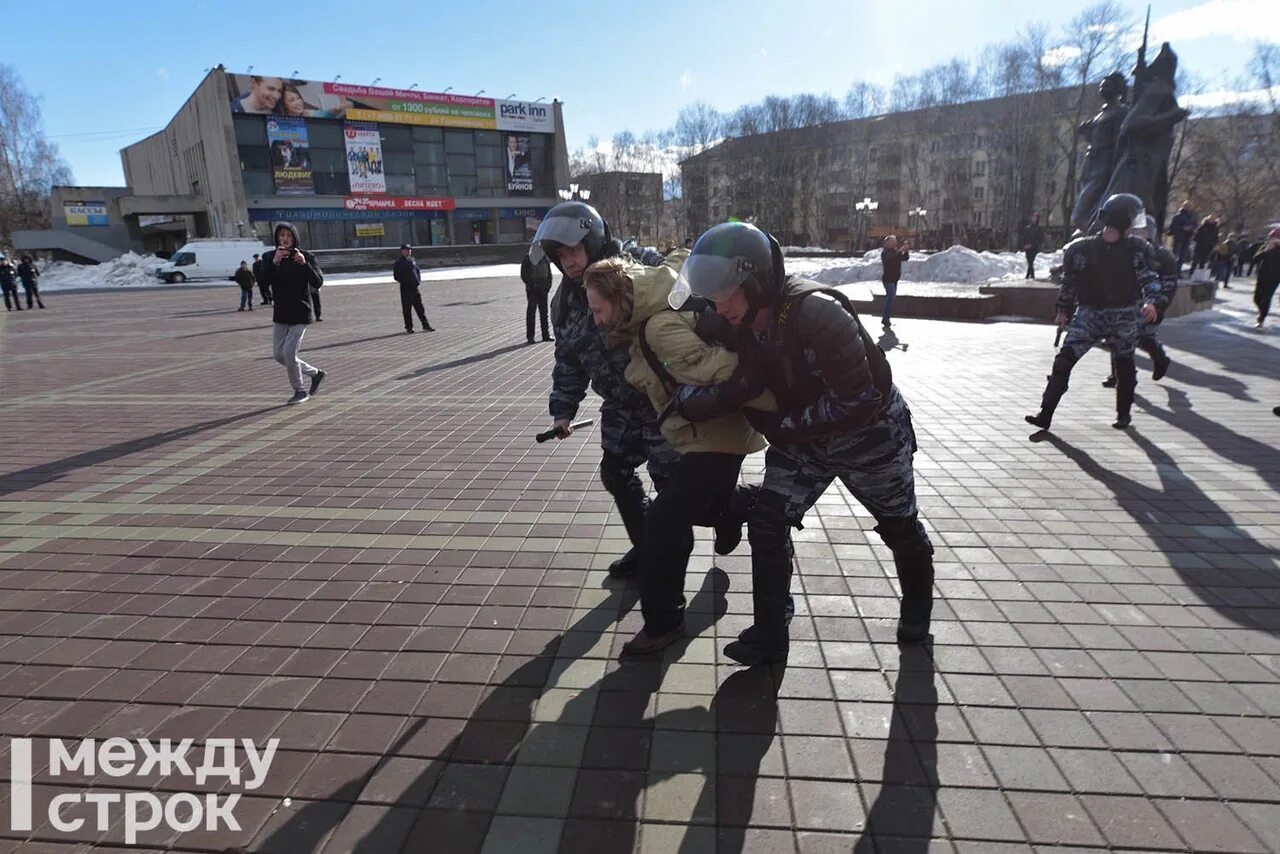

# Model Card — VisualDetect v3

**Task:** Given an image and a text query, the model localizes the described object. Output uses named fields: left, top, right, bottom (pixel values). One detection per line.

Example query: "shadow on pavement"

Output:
left=1041, top=431, right=1278, bottom=636
left=0, top=407, right=277, bottom=499
left=251, top=566, right=753, bottom=853
left=854, top=643, right=940, bottom=852
left=394, top=343, right=530, bottom=381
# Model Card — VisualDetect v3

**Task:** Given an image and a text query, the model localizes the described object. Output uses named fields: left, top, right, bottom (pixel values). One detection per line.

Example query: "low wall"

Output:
left=980, top=279, right=1218, bottom=322
left=311, top=243, right=530, bottom=273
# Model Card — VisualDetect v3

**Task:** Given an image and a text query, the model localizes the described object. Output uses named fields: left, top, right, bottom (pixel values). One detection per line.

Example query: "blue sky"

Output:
left=6, top=0, right=1273, bottom=186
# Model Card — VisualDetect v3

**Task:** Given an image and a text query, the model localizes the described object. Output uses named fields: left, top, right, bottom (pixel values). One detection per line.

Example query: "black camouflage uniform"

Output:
left=538, top=203, right=679, bottom=577
left=1105, top=223, right=1177, bottom=387
left=1028, top=195, right=1166, bottom=431
left=671, top=223, right=935, bottom=664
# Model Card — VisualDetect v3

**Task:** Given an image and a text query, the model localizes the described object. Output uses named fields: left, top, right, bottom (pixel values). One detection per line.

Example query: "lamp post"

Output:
left=908, top=206, right=927, bottom=247
left=558, top=186, right=591, bottom=202
left=854, top=197, right=878, bottom=250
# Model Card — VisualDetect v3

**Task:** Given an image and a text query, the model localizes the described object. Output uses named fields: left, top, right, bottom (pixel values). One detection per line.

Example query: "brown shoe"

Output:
left=621, top=625, right=685, bottom=657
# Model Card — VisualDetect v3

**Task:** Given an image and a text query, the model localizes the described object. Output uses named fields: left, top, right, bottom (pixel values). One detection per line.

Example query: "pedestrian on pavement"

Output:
left=0, top=258, right=21, bottom=312
left=582, top=254, right=768, bottom=656
left=393, top=243, right=433, bottom=333
left=1191, top=214, right=1219, bottom=275
left=1253, top=227, right=1280, bottom=330
left=669, top=222, right=936, bottom=664
left=520, top=251, right=553, bottom=344
left=1211, top=234, right=1236, bottom=289
left=533, top=201, right=680, bottom=580
left=1234, top=230, right=1250, bottom=276
left=234, top=260, right=256, bottom=311
left=1244, top=237, right=1264, bottom=277
left=1169, top=201, right=1197, bottom=273
left=259, top=222, right=326, bottom=405
left=252, top=253, right=272, bottom=305
left=879, top=235, right=909, bottom=328
left=1020, top=213, right=1045, bottom=279
left=1104, top=215, right=1174, bottom=388
left=16, top=256, right=44, bottom=310
left=1026, top=194, right=1168, bottom=431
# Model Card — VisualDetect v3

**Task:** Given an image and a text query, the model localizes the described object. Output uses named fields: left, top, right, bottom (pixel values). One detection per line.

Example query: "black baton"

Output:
left=535, top=418, right=595, bottom=443
left=1054, top=325, right=1065, bottom=348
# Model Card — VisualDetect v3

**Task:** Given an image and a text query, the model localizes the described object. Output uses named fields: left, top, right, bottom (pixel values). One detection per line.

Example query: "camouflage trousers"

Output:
left=1061, top=305, right=1140, bottom=361
left=762, top=387, right=922, bottom=527
left=599, top=400, right=680, bottom=487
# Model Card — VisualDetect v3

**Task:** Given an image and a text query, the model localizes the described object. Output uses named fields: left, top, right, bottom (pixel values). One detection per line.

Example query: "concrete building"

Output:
left=682, top=87, right=1086, bottom=251
left=569, top=172, right=664, bottom=245
left=19, top=67, right=572, bottom=260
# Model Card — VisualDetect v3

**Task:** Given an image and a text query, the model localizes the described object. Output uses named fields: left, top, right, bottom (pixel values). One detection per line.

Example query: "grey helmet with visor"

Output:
left=669, top=221, right=783, bottom=312
left=528, top=201, right=612, bottom=272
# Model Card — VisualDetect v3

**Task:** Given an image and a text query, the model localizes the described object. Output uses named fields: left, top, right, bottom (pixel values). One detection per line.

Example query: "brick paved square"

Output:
left=1, top=281, right=1276, bottom=851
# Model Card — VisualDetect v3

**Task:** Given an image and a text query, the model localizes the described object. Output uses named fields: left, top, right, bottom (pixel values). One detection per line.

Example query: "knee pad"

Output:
left=746, top=490, right=792, bottom=553
left=599, top=454, right=641, bottom=497
left=873, top=515, right=934, bottom=558
left=1050, top=349, right=1080, bottom=377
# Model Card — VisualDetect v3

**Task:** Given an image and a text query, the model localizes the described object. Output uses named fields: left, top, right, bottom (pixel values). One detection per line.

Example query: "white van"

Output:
left=156, top=239, right=267, bottom=283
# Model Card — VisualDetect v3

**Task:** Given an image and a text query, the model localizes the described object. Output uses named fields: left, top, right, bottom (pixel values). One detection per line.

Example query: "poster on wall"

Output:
left=355, top=223, right=385, bottom=237
left=266, top=117, right=314, bottom=195
left=343, top=123, right=385, bottom=194
left=64, top=201, right=108, bottom=226
left=226, top=73, right=508, bottom=129
left=505, top=134, right=533, bottom=194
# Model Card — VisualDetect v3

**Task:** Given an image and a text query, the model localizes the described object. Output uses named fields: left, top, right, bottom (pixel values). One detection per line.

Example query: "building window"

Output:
left=233, top=115, right=267, bottom=146
left=973, top=186, right=984, bottom=201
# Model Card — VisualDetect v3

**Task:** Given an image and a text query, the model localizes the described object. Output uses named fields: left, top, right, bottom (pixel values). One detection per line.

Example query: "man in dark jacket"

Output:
left=258, top=222, right=326, bottom=405
left=533, top=201, right=679, bottom=579
left=233, top=261, right=256, bottom=311
left=393, top=244, right=433, bottom=333
left=879, top=235, right=909, bottom=327
left=0, top=258, right=20, bottom=311
left=252, top=253, right=271, bottom=305
left=668, top=222, right=936, bottom=664
left=520, top=253, right=553, bottom=343
left=1020, top=213, right=1045, bottom=279
left=1191, top=215, right=1219, bottom=275
left=1168, top=201, right=1196, bottom=273
left=16, top=256, right=44, bottom=309
left=1254, top=227, right=1280, bottom=330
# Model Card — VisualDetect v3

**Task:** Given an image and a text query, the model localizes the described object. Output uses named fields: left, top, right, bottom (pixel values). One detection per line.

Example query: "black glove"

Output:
left=692, top=307, right=733, bottom=345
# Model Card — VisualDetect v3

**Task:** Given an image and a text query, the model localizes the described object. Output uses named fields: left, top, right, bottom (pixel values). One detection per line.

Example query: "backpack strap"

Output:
left=638, top=317, right=678, bottom=394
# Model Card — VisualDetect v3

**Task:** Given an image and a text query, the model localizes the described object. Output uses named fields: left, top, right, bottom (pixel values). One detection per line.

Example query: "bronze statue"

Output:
left=1070, top=72, right=1129, bottom=233
left=1097, top=43, right=1189, bottom=237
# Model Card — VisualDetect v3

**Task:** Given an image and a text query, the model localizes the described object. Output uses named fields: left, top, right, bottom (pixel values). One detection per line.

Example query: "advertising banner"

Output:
left=495, top=99, right=553, bottom=133
left=248, top=207, right=444, bottom=222
left=344, top=123, right=385, bottom=194
left=225, top=73, right=554, bottom=133
left=504, top=134, right=533, bottom=194
left=266, top=117, right=313, bottom=195
left=355, top=223, right=385, bottom=237
left=344, top=195, right=455, bottom=212
left=64, top=201, right=108, bottom=226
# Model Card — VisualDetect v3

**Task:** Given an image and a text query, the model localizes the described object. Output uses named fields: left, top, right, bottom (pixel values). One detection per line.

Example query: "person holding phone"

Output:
left=258, top=223, right=326, bottom=405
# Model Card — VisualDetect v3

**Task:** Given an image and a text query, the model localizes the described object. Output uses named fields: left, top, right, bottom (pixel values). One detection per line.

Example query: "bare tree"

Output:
left=673, top=102, right=723, bottom=155
left=0, top=64, right=73, bottom=242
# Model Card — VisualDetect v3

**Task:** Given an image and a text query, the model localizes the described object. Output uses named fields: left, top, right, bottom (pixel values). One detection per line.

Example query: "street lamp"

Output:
left=854, top=197, right=879, bottom=249
left=371, top=77, right=382, bottom=86
left=908, top=206, right=927, bottom=245
left=442, top=86, right=453, bottom=94
left=559, top=186, right=590, bottom=202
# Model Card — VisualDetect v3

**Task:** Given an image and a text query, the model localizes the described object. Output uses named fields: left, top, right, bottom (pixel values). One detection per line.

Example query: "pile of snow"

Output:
left=39, top=253, right=164, bottom=291
left=804, top=245, right=1065, bottom=287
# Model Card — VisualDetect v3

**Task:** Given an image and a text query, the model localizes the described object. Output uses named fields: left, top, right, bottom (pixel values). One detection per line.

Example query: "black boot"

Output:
left=1150, top=344, right=1171, bottom=381
left=894, top=552, right=935, bottom=644
left=608, top=493, right=650, bottom=579
left=727, top=526, right=792, bottom=666
left=1026, top=372, right=1069, bottom=430
left=608, top=547, right=640, bottom=579
left=1113, top=357, right=1137, bottom=429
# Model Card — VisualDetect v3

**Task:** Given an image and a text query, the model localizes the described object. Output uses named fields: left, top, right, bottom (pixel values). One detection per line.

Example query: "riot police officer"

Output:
left=532, top=202, right=679, bottom=578
left=1103, top=214, right=1176, bottom=388
left=667, top=222, right=935, bottom=665
left=1026, top=193, right=1166, bottom=431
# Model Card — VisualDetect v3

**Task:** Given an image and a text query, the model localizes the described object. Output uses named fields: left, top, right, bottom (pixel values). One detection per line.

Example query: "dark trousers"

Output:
left=880, top=279, right=898, bottom=326
left=1191, top=247, right=1211, bottom=273
left=1025, top=249, right=1037, bottom=278
left=1257, top=279, right=1279, bottom=322
left=21, top=282, right=43, bottom=309
left=259, top=281, right=272, bottom=304
left=2, top=287, right=20, bottom=310
left=640, top=452, right=746, bottom=636
left=310, top=287, right=321, bottom=320
left=526, top=290, right=550, bottom=340
left=1173, top=236, right=1191, bottom=270
left=400, top=284, right=429, bottom=330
